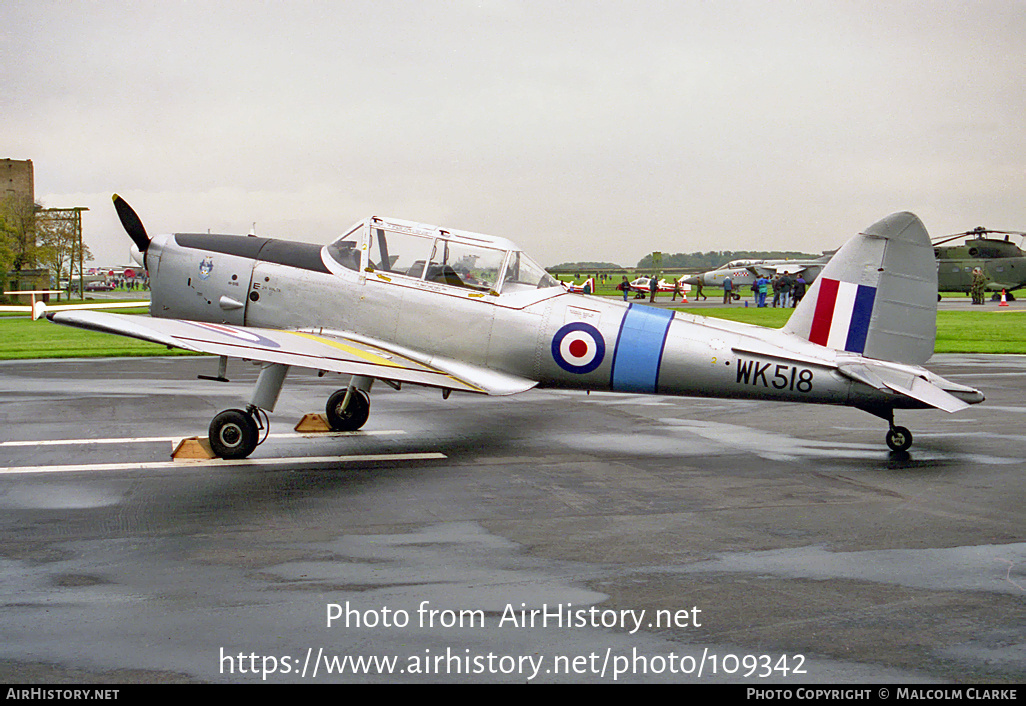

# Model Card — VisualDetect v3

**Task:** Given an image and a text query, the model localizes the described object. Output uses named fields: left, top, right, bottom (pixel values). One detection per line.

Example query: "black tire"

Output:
left=209, top=408, right=259, bottom=459
left=326, top=388, right=370, bottom=431
left=886, top=426, right=913, bottom=452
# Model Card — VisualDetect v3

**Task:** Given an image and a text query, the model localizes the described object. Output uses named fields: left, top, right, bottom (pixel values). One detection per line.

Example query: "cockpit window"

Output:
left=346, top=221, right=557, bottom=296
left=426, top=239, right=506, bottom=291
left=501, top=251, right=560, bottom=292
left=326, top=226, right=364, bottom=271
left=368, top=227, right=435, bottom=277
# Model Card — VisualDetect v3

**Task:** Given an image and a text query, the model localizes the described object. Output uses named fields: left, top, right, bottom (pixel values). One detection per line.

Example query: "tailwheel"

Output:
left=326, top=388, right=370, bottom=431
left=209, top=408, right=260, bottom=459
left=885, top=425, right=913, bottom=452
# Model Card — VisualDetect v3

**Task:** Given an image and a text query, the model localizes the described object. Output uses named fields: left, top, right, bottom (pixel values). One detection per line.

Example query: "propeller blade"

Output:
left=112, top=194, right=150, bottom=252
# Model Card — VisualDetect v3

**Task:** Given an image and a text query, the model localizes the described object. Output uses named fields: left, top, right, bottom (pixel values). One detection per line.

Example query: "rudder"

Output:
left=784, top=212, right=936, bottom=365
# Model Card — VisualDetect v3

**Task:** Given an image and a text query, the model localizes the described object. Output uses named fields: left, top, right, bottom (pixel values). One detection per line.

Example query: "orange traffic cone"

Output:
left=1000, top=289, right=1009, bottom=306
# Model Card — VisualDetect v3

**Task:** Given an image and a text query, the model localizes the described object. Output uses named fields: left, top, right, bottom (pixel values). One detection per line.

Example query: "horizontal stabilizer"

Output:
left=838, top=363, right=970, bottom=413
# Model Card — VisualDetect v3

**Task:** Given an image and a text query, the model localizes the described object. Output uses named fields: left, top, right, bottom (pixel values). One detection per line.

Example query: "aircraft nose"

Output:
left=681, top=275, right=699, bottom=286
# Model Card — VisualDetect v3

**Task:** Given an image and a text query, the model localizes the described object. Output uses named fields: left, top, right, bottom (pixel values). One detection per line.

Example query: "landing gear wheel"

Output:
left=886, top=425, right=913, bottom=452
left=209, top=408, right=259, bottom=459
left=326, top=388, right=370, bottom=431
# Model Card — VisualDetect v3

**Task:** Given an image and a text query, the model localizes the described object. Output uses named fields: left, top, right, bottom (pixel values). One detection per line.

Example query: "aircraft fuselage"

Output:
left=141, top=230, right=947, bottom=414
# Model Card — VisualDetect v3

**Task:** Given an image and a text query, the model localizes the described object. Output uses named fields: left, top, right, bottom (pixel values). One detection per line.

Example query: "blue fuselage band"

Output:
left=610, top=304, right=675, bottom=393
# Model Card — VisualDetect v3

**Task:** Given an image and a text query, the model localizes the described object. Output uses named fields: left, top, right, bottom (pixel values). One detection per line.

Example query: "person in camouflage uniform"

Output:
left=970, top=267, right=988, bottom=305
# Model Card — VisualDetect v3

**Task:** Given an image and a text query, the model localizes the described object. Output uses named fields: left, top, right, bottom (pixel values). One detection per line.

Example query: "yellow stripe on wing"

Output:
left=289, top=332, right=406, bottom=368
left=288, top=331, right=488, bottom=393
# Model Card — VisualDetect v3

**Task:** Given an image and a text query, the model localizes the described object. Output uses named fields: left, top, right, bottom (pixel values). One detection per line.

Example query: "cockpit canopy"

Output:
left=717, top=258, right=761, bottom=269
left=325, top=217, right=560, bottom=294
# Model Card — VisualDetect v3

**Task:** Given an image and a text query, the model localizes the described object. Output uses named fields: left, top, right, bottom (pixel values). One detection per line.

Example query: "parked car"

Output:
left=84, top=281, right=116, bottom=292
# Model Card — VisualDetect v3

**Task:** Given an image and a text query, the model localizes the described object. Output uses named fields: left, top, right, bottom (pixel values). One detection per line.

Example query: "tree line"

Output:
left=553, top=250, right=822, bottom=272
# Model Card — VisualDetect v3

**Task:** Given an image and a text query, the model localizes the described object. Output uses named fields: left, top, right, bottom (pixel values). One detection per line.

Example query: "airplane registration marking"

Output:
left=735, top=358, right=814, bottom=392
left=0, top=452, right=447, bottom=476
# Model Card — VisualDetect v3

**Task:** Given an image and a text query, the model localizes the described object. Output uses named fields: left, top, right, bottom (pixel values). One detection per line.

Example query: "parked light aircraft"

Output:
left=560, top=277, right=595, bottom=294
left=0, top=291, right=147, bottom=319
left=48, top=196, right=983, bottom=458
left=627, top=276, right=690, bottom=296
left=681, top=254, right=832, bottom=289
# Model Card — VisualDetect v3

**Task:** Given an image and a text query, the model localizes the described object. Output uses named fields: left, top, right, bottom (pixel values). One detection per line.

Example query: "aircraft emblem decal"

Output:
left=610, top=305, right=675, bottom=393
left=809, top=278, right=877, bottom=354
left=551, top=322, right=605, bottom=374
left=199, top=257, right=214, bottom=280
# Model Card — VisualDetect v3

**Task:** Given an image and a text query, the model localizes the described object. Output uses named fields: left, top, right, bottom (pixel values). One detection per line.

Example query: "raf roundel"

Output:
left=551, top=322, right=605, bottom=374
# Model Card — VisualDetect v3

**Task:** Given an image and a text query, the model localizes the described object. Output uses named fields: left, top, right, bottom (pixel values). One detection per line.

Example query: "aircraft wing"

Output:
left=1, top=301, right=149, bottom=320
left=47, top=310, right=537, bottom=396
left=748, top=264, right=808, bottom=277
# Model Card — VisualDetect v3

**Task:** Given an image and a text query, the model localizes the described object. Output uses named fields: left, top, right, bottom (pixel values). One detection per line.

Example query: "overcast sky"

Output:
left=4, top=1, right=1025, bottom=268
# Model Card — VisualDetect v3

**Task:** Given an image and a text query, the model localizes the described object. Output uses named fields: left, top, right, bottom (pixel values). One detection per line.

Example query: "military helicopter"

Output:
left=933, top=227, right=1026, bottom=300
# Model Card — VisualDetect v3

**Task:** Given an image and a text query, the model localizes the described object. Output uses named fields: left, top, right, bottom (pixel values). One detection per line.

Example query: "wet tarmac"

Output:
left=0, top=355, right=1023, bottom=683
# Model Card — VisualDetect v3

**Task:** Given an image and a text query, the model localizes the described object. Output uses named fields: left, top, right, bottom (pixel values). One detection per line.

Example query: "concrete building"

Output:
left=2, top=158, right=34, bottom=209
left=2, top=158, right=41, bottom=294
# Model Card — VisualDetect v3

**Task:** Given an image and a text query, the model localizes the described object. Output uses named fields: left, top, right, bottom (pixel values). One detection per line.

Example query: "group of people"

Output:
left=765, top=272, right=806, bottom=308
left=722, top=272, right=806, bottom=307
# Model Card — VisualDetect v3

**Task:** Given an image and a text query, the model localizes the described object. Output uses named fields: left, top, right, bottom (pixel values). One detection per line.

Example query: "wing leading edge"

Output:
left=47, top=310, right=537, bottom=396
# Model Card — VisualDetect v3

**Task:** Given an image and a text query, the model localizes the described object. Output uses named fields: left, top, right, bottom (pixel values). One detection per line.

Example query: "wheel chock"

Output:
left=294, top=413, right=332, bottom=433
left=171, top=436, right=216, bottom=460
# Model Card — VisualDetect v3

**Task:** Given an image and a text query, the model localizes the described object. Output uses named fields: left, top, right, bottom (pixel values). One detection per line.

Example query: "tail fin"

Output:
left=784, top=212, right=936, bottom=365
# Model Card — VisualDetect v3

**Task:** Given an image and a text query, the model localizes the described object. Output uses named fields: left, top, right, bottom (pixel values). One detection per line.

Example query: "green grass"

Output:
left=1, top=304, right=1024, bottom=360
left=673, top=306, right=1026, bottom=354
left=0, top=315, right=199, bottom=359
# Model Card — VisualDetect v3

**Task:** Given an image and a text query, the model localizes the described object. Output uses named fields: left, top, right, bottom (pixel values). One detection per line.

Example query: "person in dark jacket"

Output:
left=792, top=275, right=806, bottom=307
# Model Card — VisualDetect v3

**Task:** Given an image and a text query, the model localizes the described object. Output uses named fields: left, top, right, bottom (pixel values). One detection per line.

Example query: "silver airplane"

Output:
left=48, top=196, right=983, bottom=458
left=681, top=254, right=832, bottom=289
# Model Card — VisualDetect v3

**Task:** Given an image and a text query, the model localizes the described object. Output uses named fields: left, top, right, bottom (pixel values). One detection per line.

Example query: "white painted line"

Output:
left=0, top=452, right=447, bottom=476
left=0, top=430, right=407, bottom=448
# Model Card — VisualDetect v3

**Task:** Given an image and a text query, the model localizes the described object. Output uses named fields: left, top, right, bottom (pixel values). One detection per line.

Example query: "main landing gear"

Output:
left=325, top=376, right=374, bottom=431
left=209, top=406, right=268, bottom=459
left=205, top=365, right=375, bottom=459
left=207, top=362, right=288, bottom=459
